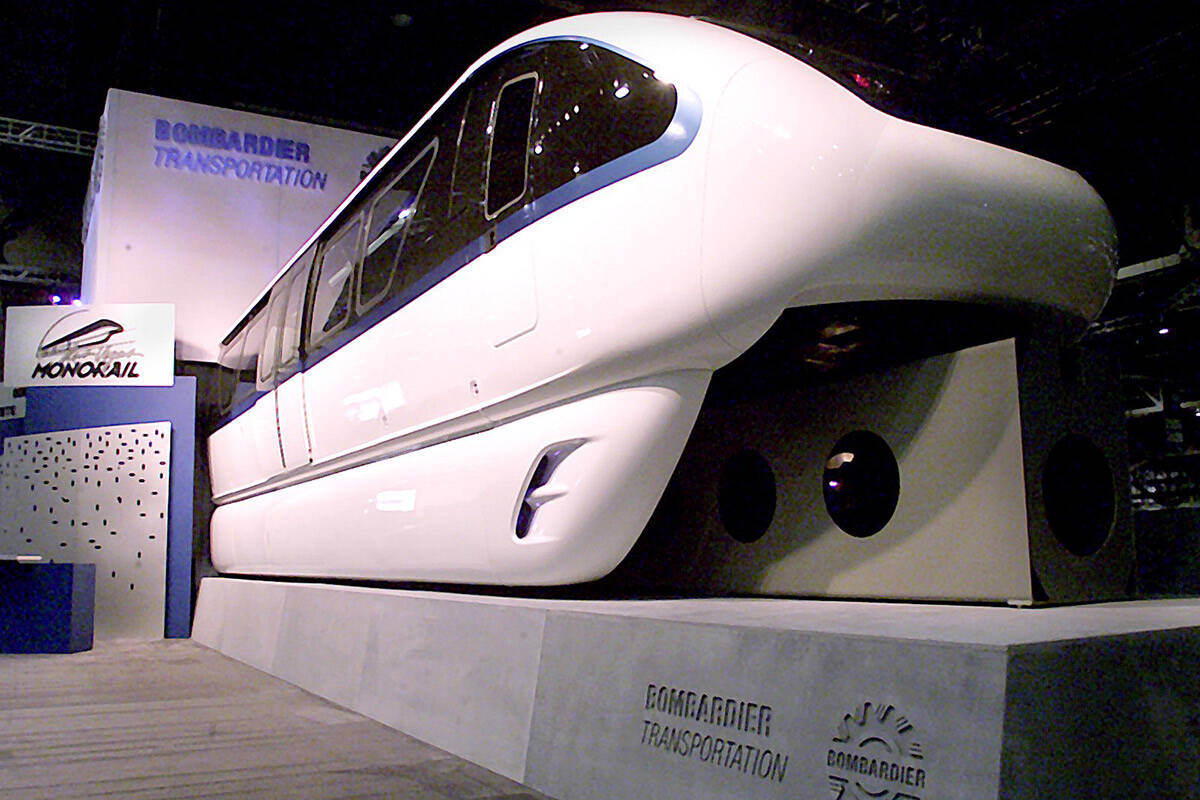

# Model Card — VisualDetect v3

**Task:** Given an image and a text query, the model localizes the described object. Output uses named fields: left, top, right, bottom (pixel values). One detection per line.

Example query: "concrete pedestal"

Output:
left=193, top=577, right=1200, bottom=799
left=613, top=338, right=1133, bottom=604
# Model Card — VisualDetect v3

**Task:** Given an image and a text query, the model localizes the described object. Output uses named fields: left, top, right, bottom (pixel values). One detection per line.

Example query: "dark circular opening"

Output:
left=823, top=430, right=900, bottom=538
left=1042, top=434, right=1114, bottom=557
left=718, top=449, right=777, bottom=543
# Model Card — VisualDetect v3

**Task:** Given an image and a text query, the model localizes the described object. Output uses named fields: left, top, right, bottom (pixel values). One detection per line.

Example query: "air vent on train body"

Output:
left=515, top=440, right=585, bottom=539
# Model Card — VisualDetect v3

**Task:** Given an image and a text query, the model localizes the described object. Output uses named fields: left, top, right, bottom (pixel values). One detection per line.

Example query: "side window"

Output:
left=216, top=333, right=244, bottom=414
left=217, top=297, right=270, bottom=414
left=278, top=248, right=313, bottom=369
left=450, top=87, right=490, bottom=219
left=358, top=142, right=437, bottom=312
left=309, top=215, right=362, bottom=346
left=232, top=305, right=268, bottom=410
left=257, top=282, right=289, bottom=385
left=486, top=74, right=537, bottom=218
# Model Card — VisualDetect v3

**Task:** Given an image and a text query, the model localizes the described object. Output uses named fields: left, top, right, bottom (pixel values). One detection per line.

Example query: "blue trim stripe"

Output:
left=219, top=72, right=702, bottom=427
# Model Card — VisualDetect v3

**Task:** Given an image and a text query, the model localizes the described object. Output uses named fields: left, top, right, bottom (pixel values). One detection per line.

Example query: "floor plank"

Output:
left=0, top=639, right=552, bottom=799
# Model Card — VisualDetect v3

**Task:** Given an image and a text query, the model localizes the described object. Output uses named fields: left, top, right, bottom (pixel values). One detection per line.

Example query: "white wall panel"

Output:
left=0, top=422, right=171, bottom=639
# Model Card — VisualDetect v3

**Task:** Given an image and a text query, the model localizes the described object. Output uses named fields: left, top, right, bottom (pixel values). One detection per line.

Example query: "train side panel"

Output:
left=208, top=392, right=281, bottom=497
left=480, top=147, right=717, bottom=424
left=211, top=370, right=708, bottom=583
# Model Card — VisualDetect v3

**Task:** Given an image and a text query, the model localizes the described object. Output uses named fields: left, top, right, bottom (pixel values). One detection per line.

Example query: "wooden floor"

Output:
left=0, top=638, right=554, bottom=799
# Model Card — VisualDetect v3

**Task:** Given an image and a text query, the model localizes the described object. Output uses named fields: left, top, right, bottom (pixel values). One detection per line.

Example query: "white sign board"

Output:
left=3, top=304, right=175, bottom=387
left=83, top=89, right=395, bottom=362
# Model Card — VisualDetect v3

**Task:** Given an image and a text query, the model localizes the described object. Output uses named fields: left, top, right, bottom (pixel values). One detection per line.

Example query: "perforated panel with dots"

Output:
left=0, top=422, right=170, bottom=639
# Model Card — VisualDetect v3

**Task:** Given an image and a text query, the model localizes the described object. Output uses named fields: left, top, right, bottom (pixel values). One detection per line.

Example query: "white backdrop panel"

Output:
left=83, top=89, right=395, bottom=362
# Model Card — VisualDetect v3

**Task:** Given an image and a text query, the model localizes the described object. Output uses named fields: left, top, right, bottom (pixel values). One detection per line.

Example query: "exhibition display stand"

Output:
left=193, top=578, right=1200, bottom=799
left=0, top=380, right=195, bottom=638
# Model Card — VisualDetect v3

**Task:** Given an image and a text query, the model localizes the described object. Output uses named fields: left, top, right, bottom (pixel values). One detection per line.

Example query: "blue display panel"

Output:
left=0, top=562, right=95, bottom=653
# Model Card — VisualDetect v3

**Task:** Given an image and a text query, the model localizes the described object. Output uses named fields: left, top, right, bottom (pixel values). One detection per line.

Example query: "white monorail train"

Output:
left=208, top=12, right=1116, bottom=585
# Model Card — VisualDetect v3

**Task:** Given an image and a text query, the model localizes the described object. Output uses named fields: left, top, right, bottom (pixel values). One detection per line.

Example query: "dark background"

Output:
left=1, top=0, right=1197, bottom=270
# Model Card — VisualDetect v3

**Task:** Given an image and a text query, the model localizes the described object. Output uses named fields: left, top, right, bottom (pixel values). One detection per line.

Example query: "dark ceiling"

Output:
left=2, top=0, right=1198, bottom=267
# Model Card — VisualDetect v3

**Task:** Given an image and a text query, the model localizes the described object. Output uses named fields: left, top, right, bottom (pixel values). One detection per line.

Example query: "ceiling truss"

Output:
left=0, top=116, right=96, bottom=157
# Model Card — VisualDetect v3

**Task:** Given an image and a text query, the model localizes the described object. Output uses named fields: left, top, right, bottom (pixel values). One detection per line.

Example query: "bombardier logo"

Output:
left=827, top=702, right=927, bottom=800
left=31, top=311, right=144, bottom=381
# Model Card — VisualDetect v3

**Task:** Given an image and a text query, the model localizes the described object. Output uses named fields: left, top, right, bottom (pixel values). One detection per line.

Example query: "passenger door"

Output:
left=271, top=249, right=317, bottom=470
left=452, top=71, right=540, bottom=352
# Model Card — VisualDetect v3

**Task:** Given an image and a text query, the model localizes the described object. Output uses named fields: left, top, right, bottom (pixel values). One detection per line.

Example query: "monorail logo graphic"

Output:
left=827, top=702, right=927, bottom=800
left=30, top=311, right=144, bottom=381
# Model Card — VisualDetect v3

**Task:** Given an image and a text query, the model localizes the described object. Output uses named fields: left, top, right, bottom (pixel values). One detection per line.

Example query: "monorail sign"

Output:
left=3, top=304, right=175, bottom=387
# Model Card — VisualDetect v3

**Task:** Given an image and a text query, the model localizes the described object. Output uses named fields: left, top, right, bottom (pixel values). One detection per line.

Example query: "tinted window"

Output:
left=486, top=74, right=537, bottom=218
left=310, top=216, right=362, bottom=345
left=259, top=244, right=317, bottom=383
left=216, top=335, right=242, bottom=414
left=278, top=247, right=315, bottom=368
left=231, top=306, right=268, bottom=409
left=217, top=39, right=678, bottom=405
left=217, top=298, right=269, bottom=412
left=258, top=282, right=289, bottom=384
left=449, top=86, right=490, bottom=220
left=358, top=142, right=437, bottom=311
left=531, top=43, right=676, bottom=199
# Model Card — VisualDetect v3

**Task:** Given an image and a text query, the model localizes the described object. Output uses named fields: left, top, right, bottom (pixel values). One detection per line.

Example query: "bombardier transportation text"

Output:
left=152, top=118, right=328, bottom=191
left=639, top=683, right=789, bottom=784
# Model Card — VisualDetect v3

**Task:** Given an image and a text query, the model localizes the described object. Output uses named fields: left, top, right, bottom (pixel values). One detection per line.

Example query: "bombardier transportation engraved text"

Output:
left=639, top=683, right=789, bottom=783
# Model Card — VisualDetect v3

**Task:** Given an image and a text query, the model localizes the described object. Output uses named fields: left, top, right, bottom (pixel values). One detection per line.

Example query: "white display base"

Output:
left=193, top=577, right=1200, bottom=799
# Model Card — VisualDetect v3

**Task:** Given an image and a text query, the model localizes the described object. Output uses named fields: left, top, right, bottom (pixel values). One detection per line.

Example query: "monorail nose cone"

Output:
left=840, top=117, right=1117, bottom=326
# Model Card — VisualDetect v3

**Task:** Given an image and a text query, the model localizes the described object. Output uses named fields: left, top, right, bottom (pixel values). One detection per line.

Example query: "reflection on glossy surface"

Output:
left=374, top=489, right=417, bottom=512
left=823, top=430, right=900, bottom=538
left=343, top=381, right=407, bottom=424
